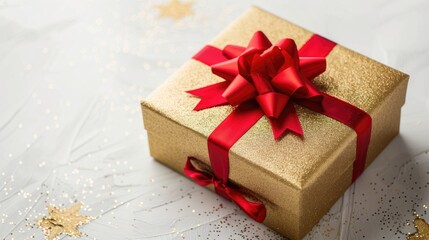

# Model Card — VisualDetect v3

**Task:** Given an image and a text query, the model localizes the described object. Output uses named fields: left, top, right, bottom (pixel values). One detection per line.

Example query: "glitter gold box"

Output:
left=141, top=6, right=408, bottom=239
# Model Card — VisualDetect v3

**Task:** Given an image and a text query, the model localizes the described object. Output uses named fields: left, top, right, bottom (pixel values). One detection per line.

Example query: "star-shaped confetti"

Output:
left=408, top=217, right=429, bottom=240
left=37, top=204, right=91, bottom=240
left=156, top=0, right=194, bottom=21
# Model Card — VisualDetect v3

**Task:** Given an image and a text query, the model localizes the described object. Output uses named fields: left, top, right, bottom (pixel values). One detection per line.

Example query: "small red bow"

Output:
left=188, top=31, right=327, bottom=139
left=184, top=157, right=266, bottom=222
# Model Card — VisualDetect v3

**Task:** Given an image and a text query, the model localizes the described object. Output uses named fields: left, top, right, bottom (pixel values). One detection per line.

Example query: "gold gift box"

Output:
left=141, top=6, right=408, bottom=239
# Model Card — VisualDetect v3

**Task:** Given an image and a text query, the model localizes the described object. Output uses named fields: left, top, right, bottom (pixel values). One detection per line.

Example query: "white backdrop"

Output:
left=1, top=0, right=429, bottom=239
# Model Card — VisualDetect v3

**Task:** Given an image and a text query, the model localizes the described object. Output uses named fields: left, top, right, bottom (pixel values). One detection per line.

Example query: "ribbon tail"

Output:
left=187, top=82, right=229, bottom=110
left=269, top=103, right=303, bottom=140
left=193, top=45, right=230, bottom=66
left=225, top=186, right=267, bottom=223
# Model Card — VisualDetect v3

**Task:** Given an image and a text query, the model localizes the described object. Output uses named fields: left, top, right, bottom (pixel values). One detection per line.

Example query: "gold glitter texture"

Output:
left=141, top=6, right=409, bottom=240
left=408, top=218, right=429, bottom=240
left=37, top=204, right=91, bottom=240
left=156, top=0, right=193, bottom=21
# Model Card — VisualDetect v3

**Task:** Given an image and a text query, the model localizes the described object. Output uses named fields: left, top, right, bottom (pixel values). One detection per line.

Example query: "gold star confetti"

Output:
left=408, top=218, right=429, bottom=240
left=37, top=204, right=91, bottom=240
left=156, top=0, right=194, bottom=21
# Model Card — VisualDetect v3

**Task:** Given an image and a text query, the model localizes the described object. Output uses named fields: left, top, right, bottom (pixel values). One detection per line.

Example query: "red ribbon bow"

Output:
left=184, top=31, right=372, bottom=223
left=184, top=157, right=266, bottom=222
left=188, top=31, right=327, bottom=139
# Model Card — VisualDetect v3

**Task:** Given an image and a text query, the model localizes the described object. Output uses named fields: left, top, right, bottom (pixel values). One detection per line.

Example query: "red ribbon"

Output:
left=184, top=157, right=266, bottom=222
left=184, top=31, right=372, bottom=222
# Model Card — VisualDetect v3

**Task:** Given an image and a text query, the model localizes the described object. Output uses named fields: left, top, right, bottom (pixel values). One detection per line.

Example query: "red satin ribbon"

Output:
left=184, top=157, right=266, bottom=222
left=184, top=32, right=372, bottom=222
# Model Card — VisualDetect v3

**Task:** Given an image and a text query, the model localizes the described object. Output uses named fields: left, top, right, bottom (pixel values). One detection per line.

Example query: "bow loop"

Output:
left=272, top=66, right=306, bottom=96
left=212, top=58, right=240, bottom=81
left=250, top=72, right=274, bottom=95
left=259, top=46, right=295, bottom=77
left=184, top=158, right=216, bottom=186
left=299, top=57, right=326, bottom=80
left=256, top=92, right=289, bottom=118
left=222, top=75, right=257, bottom=106
left=237, top=48, right=263, bottom=78
left=223, top=44, right=246, bottom=59
left=247, top=31, right=272, bottom=50
left=275, top=38, right=300, bottom=67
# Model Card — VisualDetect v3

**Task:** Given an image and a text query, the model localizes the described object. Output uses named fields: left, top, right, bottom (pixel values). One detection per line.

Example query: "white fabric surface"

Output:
left=1, top=0, right=429, bottom=239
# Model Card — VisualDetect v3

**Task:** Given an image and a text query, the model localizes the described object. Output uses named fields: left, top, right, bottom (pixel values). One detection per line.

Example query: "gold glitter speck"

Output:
left=408, top=218, right=429, bottom=240
left=37, top=204, right=91, bottom=240
left=156, top=0, right=193, bottom=21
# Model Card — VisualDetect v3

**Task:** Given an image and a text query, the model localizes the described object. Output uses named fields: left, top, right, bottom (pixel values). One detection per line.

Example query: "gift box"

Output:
left=141, top=6, right=408, bottom=239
